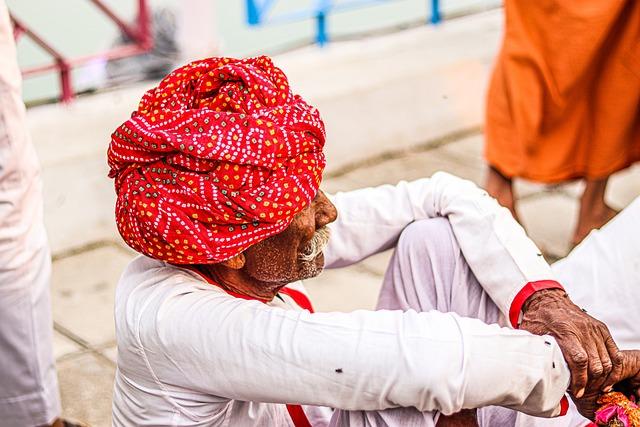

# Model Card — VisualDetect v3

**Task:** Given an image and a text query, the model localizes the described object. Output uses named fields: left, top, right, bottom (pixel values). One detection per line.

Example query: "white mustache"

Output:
left=299, top=226, right=331, bottom=262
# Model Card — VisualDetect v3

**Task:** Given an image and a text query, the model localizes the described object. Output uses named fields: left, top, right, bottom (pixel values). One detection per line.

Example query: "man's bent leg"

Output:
left=375, top=218, right=503, bottom=322
left=0, top=2, right=61, bottom=425
left=330, top=218, right=505, bottom=427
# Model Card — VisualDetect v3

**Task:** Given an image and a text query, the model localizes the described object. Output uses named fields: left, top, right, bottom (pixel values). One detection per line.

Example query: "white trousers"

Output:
left=331, top=196, right=640, bottom=427
left=0, top=2, right=61, bottom=425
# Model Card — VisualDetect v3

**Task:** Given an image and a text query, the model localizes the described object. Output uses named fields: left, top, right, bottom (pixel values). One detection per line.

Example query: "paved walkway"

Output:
left=22, top=10, right=640, bottom=426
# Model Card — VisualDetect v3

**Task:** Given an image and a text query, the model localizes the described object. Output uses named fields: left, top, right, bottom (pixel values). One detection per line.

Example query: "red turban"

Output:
left=108, top=56, right=326, bottom=264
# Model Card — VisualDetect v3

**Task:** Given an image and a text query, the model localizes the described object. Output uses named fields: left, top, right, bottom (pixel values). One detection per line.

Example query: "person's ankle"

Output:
left=572, top=204, right=618, bottom=245
left=43, top=418, right=88, bottom=427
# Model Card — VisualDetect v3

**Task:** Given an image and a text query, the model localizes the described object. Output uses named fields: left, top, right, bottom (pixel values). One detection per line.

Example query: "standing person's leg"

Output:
left=571, top=177, right=619, bottom=247
left=485, top=166, right=519, bottom=221
left=329, top=218, right=508, bottom=427
left=0, top=3, right=61, bottom=425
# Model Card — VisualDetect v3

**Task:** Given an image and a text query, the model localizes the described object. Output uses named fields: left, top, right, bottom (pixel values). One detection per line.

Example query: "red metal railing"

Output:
left=11, top=0, right=152, bottom=103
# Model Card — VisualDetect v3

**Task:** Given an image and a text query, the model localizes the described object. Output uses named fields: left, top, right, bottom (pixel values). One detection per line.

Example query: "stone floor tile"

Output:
left=101, top=345, right=118, bottom=365
left=341, top=148, right=485, bottom=189
left=608, top=164, right=640, bottom=210
left=321, top=175, right=364, bottom=194
left=513, top=179, right=548, bottom=200
left=51, top=246, right=135, bottom=347
left=433, top=151, right=486, bottom=186
left=57, top=352, right=115, bottom=427
left=304, top=265, right=382, bottom=313
left=516, top=180, right=585, bottom=201
left=114, top=241, right=139, bottom=258
left=53, top=330, right=82, bottom=361
left=438, top=133, right=484, bottom=164
left=359, top=250, right=394, bottom=277
left=556, top=180, right=585, bottom=199
left=518, top=193, right=578, bottom=259
left=42, top=155, right=118, bottom=256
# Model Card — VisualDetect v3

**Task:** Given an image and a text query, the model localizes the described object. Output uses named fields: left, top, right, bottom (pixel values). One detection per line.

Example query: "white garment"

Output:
left=331, top=217, right=504, bottom=427
left=0, top=1, right=60, bottom=425
left=113, top=172, right=571, bottom=426
left=553, top=195, right=640, bottom=351
left=480, top=196, right=640, bottom=427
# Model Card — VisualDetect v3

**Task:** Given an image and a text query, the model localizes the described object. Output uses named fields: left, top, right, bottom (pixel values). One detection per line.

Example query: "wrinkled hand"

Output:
left=571, top=350, right=640, bottom=420
left=617, top=350, right=640, bottom=399
left=519, top=289, right=623, bottom=409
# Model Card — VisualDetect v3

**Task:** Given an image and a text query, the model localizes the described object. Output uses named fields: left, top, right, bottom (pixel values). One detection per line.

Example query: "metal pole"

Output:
left=247, top=0, right=260, bottom=24
left=430, top=0, right=441, bottom=24
left=89, top=0, right=140, bottom=42
left=316, top=11, right=327, bottom=46
left=11, top=0, right=154, bottom=103
left=59, top=61, right=73, bottom=103
left=137, top=0, right=152, bottom=49
left=12, top=20, right=23, bottom=40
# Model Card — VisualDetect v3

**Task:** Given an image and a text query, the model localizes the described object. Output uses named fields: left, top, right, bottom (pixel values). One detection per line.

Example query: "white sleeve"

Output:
left=324, top=172, right=558, bottom=320
left=148, top=289, right=569, bottom=417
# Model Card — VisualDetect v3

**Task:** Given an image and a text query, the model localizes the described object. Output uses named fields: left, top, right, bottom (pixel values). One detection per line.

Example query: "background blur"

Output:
left=11, top=0, right=500, bottom=103
left=8, top=1, right=639, bottom=425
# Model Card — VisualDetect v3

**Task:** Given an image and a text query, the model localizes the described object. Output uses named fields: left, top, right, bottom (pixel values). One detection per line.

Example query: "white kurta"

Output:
left=0, top=1, right=60, bottom=424
left=113, top=172, right=574, bottom=426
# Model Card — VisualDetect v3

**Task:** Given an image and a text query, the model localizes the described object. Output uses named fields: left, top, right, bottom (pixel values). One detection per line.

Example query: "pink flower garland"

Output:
left=593, top=392, right=640, bottom=427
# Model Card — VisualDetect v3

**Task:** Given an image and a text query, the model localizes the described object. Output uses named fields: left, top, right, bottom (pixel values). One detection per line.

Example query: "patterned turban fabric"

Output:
left=108, top=56, right=326, bottom=264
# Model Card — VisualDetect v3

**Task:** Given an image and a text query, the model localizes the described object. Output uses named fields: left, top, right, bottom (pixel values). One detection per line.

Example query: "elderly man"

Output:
left=108, top=57, right=639, bottom=427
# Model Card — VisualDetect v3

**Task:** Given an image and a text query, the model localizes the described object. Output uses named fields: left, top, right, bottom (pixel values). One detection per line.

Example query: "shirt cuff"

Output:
left=559, top=395, right=569, bottom=416
left=509, top=280, right=565, bottom=328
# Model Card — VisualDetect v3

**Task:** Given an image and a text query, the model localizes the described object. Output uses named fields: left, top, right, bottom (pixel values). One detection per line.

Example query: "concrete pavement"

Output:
left=21, top=9, right=640, bottom=426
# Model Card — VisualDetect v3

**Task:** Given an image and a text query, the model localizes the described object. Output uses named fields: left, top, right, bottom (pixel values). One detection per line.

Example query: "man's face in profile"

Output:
left=241, top=190, right=338, bottom=285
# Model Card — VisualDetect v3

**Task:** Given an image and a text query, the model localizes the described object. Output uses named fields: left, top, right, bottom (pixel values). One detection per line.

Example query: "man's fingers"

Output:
left=566, top=346, right=589, bottom=397
left=601, top=327, right=622, bottom=385
left=620, top=350, right=640, bottom=385
left=585, top=342, right=606, bottom=392
left=592, top=333, right=614, bottom=390
left=601, top=334, right=624, bottom=391
left=604, top=351, right=624, bottom=392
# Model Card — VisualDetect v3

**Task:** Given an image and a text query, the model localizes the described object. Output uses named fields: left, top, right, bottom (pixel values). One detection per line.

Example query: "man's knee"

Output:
left=378, top=218, right=462, bottom=312
left=396, top=218, right=458, bottom=261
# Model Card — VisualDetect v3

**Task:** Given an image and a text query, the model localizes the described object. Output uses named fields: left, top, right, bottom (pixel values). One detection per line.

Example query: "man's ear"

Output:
left=220, top=253, right=246, bottom=270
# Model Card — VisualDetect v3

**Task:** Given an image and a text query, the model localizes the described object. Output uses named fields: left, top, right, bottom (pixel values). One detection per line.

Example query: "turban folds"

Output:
left=108, top=56, right=326, bottom=264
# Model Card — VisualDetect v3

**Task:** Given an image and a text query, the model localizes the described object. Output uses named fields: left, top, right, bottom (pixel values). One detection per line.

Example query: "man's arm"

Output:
left=324, top=172, right=625, bottom=417
left=325, top=172, right=558, bottom=319
left=147, top=284, right=569, bottom=417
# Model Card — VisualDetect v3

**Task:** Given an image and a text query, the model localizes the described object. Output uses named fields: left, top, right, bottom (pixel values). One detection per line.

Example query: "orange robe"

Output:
left=485, top=1, right=640, bottom=183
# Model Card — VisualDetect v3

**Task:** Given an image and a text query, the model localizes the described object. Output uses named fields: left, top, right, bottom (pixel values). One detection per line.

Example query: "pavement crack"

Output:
left=54, top=323, right=117, bottom=366
left=52, top=239, right=133, bottom=261
left=54, top=322, right=92, bottom=350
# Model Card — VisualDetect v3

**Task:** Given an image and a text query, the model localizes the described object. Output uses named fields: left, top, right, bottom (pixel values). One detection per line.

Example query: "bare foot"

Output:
left=47, top=418, right=89, bottom=427
left=572, top=203, right=618, bottom=247
left=572, top=177, right=618, bottom=247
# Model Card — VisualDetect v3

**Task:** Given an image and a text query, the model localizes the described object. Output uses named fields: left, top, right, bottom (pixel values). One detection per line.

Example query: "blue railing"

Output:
left=246, top=0, right=441, bottom=47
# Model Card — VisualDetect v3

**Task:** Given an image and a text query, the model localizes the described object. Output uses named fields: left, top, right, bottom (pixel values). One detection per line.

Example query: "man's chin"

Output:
left=314, top=252, right=325, bottom=268
left=297, top=252, right=325, bottom=280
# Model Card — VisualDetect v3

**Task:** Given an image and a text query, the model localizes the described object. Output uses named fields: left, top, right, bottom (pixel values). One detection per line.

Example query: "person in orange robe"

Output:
left=484, top=1, right=640, bottom=246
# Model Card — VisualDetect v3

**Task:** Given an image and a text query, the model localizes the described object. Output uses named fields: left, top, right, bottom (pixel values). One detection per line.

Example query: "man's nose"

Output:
left=314, top=191, right=338, bottom=228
